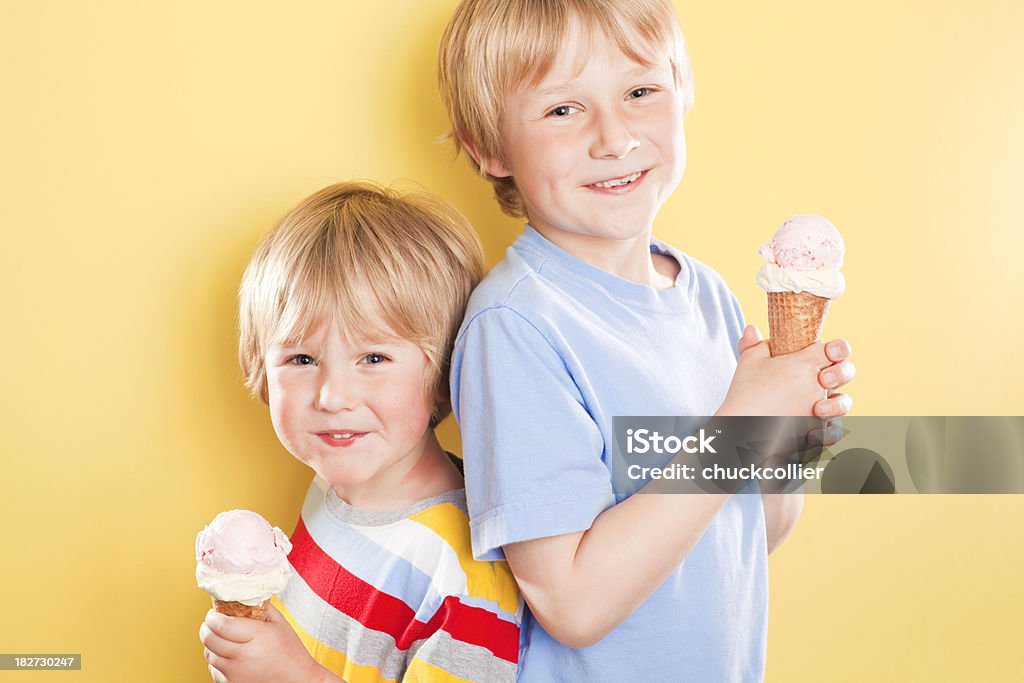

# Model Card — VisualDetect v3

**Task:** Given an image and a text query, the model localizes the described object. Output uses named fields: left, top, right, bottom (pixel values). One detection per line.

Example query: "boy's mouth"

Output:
left=317, top=431, right=369, bottom=447
left=586, top=170, right=647, bottom=191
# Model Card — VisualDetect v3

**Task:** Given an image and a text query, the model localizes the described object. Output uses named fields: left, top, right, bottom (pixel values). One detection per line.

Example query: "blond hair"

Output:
left=437, top=0, right=694, bottom=217
left=238, top=181, right=485, bottom=426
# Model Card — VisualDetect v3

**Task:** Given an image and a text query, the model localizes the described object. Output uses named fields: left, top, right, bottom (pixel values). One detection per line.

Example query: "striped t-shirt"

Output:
left=274, top=477, right=521, bottom=682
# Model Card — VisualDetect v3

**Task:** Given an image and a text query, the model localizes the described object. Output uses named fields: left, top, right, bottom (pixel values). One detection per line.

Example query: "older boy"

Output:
left=439, top=1, right=855, bottom=680
left=200, top=182, right=520, bottom=683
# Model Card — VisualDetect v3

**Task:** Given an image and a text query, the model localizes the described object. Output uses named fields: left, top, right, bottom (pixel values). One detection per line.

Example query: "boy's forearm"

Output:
left=505, top=413, right=765, bottom=647
left=761, top=491, right=803, bottom=554
left=507, top=490, right=730, bottom=648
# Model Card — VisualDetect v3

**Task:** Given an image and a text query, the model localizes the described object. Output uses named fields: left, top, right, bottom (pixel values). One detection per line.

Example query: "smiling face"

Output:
left=265, top=317, right=442, bottom=508
left=480, top=19, right=687, bottom=256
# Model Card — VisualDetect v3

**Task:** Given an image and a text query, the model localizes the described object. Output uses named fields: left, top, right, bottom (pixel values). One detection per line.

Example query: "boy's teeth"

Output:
left=330, top=432, right=353, bottom=439
left=594, top=172, right=641, bottom=188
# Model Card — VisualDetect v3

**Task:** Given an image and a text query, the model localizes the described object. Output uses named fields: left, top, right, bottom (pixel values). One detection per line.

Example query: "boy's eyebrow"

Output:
left=527, top=81, right=580, bottom=99
left=358, top=337, right=406, bottom=349
left=625, top=63, right=663, bottom=78
left=529, top=63, right=667, bottom=98
left=271, top=337, right=405, bottom=350
left=269, top=341, right=310, bottom=352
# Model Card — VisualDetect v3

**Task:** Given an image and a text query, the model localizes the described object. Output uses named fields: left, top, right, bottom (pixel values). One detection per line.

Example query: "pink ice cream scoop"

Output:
left=196, top=509, right=292, bottom=575
left=758, top=214, right=844, bottom=271
left=196, top=510, right=292, bottom=616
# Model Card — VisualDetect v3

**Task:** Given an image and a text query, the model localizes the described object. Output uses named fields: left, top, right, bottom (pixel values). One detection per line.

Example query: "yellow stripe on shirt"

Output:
left=273, top=596, right=395, bottom=683
left=403, top=656, right=476, bottom=683
left=407, top=503, right=520, bottom=617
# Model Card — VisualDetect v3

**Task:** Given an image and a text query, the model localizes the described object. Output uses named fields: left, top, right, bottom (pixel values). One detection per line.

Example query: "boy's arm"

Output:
left=503, top=490, right=730, bottom=649
left=505, top=346, right=843, bottom=647
left=760, top=492, right=804, bottom=554
left=456, top=311, right=853, bottom=649
left=747, top=329, right=852, bottom=554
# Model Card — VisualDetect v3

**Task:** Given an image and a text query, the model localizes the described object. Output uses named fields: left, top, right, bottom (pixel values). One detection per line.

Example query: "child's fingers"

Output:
left=789, top=341, right=830, bottom=368
left=813, top=392, right=853, bottom=417
left=203, top=609, right=256, bottom=644
left=199, top=620, right=242, bottom=659
left=206, top=659, right=228, bottom=683
left=818, top=360, right=856, bottom=391
left=807, top=417, right=844, bottom=447
left=265, top=603, right=284, bottom=622
left=824, top=338, right=852, bottom=362
left=824, top=417, right=844, bottom=446
left=738, top=331, right=772, bottom=362
left=736, top=325, right=763, bottom=355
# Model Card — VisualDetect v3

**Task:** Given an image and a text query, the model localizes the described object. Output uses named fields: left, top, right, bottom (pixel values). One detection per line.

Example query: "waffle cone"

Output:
left=767, top=291, right=830, bottom=356
left=211, top=597, right=270, bottom=620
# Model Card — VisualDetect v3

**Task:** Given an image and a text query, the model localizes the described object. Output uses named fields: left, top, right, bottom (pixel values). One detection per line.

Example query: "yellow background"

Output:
left=2, top=1, right=1022, bottom=681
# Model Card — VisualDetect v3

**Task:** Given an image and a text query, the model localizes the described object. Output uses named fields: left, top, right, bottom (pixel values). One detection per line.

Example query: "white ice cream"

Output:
left=195, top=563, right=291, bottom=606
left=756, top=262, right=846, bottom=299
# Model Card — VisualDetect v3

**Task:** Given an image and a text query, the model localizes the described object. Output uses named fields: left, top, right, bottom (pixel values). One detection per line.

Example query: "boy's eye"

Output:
left=288, top=354, right=316, bottom=366
left=547, top=104, right=580, bottom=118
left=362, top=353, right=387, bottom=365
left=628, top=87, right=653, bottom=99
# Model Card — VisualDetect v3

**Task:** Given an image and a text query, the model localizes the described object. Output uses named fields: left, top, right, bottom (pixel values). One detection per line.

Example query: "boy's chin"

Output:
left=529, top=211, right=660, bottom=240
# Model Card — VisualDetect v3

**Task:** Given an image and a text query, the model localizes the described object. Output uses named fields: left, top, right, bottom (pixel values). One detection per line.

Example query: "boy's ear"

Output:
left=459, top=136, right=512, bottom=179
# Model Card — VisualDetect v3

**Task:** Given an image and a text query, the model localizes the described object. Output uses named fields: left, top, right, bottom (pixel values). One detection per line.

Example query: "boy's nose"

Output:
left=315, top=368, right=358, bottom=413
left=590, top=109, right=640, bottom=160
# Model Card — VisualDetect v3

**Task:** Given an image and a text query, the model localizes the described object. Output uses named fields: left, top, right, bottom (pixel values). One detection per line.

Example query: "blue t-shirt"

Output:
left=450, top=226, right=768, bottom=682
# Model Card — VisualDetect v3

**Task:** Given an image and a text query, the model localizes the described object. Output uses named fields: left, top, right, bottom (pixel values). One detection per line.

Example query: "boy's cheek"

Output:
left=266, top=371, right=304, bottom=404
left=269, top=411, right=314, bottom=469
left=267, top=388, right=304, bottom=449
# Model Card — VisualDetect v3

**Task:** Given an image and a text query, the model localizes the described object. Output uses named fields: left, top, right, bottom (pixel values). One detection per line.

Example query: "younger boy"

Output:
left=200, top=182, right=520, bottom=683
left=439, top=1, right=855, bottom=680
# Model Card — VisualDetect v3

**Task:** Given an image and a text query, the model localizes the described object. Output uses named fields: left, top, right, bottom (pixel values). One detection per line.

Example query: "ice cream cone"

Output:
left=211, top=597, right=270, bottom=620
left=766, top=291, right=830, bottom=356
left=196, top=510, right=292, bottom=622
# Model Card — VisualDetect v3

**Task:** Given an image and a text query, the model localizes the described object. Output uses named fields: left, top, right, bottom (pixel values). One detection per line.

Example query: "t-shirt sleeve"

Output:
left=402, top=594, right=519, bottom=683
left=728, top=290, right=747, bottom=361
left=691, top=255, right=747, bottom=362
left=451, top=305, right=616, bottom=561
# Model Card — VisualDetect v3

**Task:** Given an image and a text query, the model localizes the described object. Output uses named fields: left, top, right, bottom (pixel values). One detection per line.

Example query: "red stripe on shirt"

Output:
left=422, top=595, right=520, bottom=663
left=289, top=517, right=518, bottom=663
left=289, top=518, right=420, bottom=644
